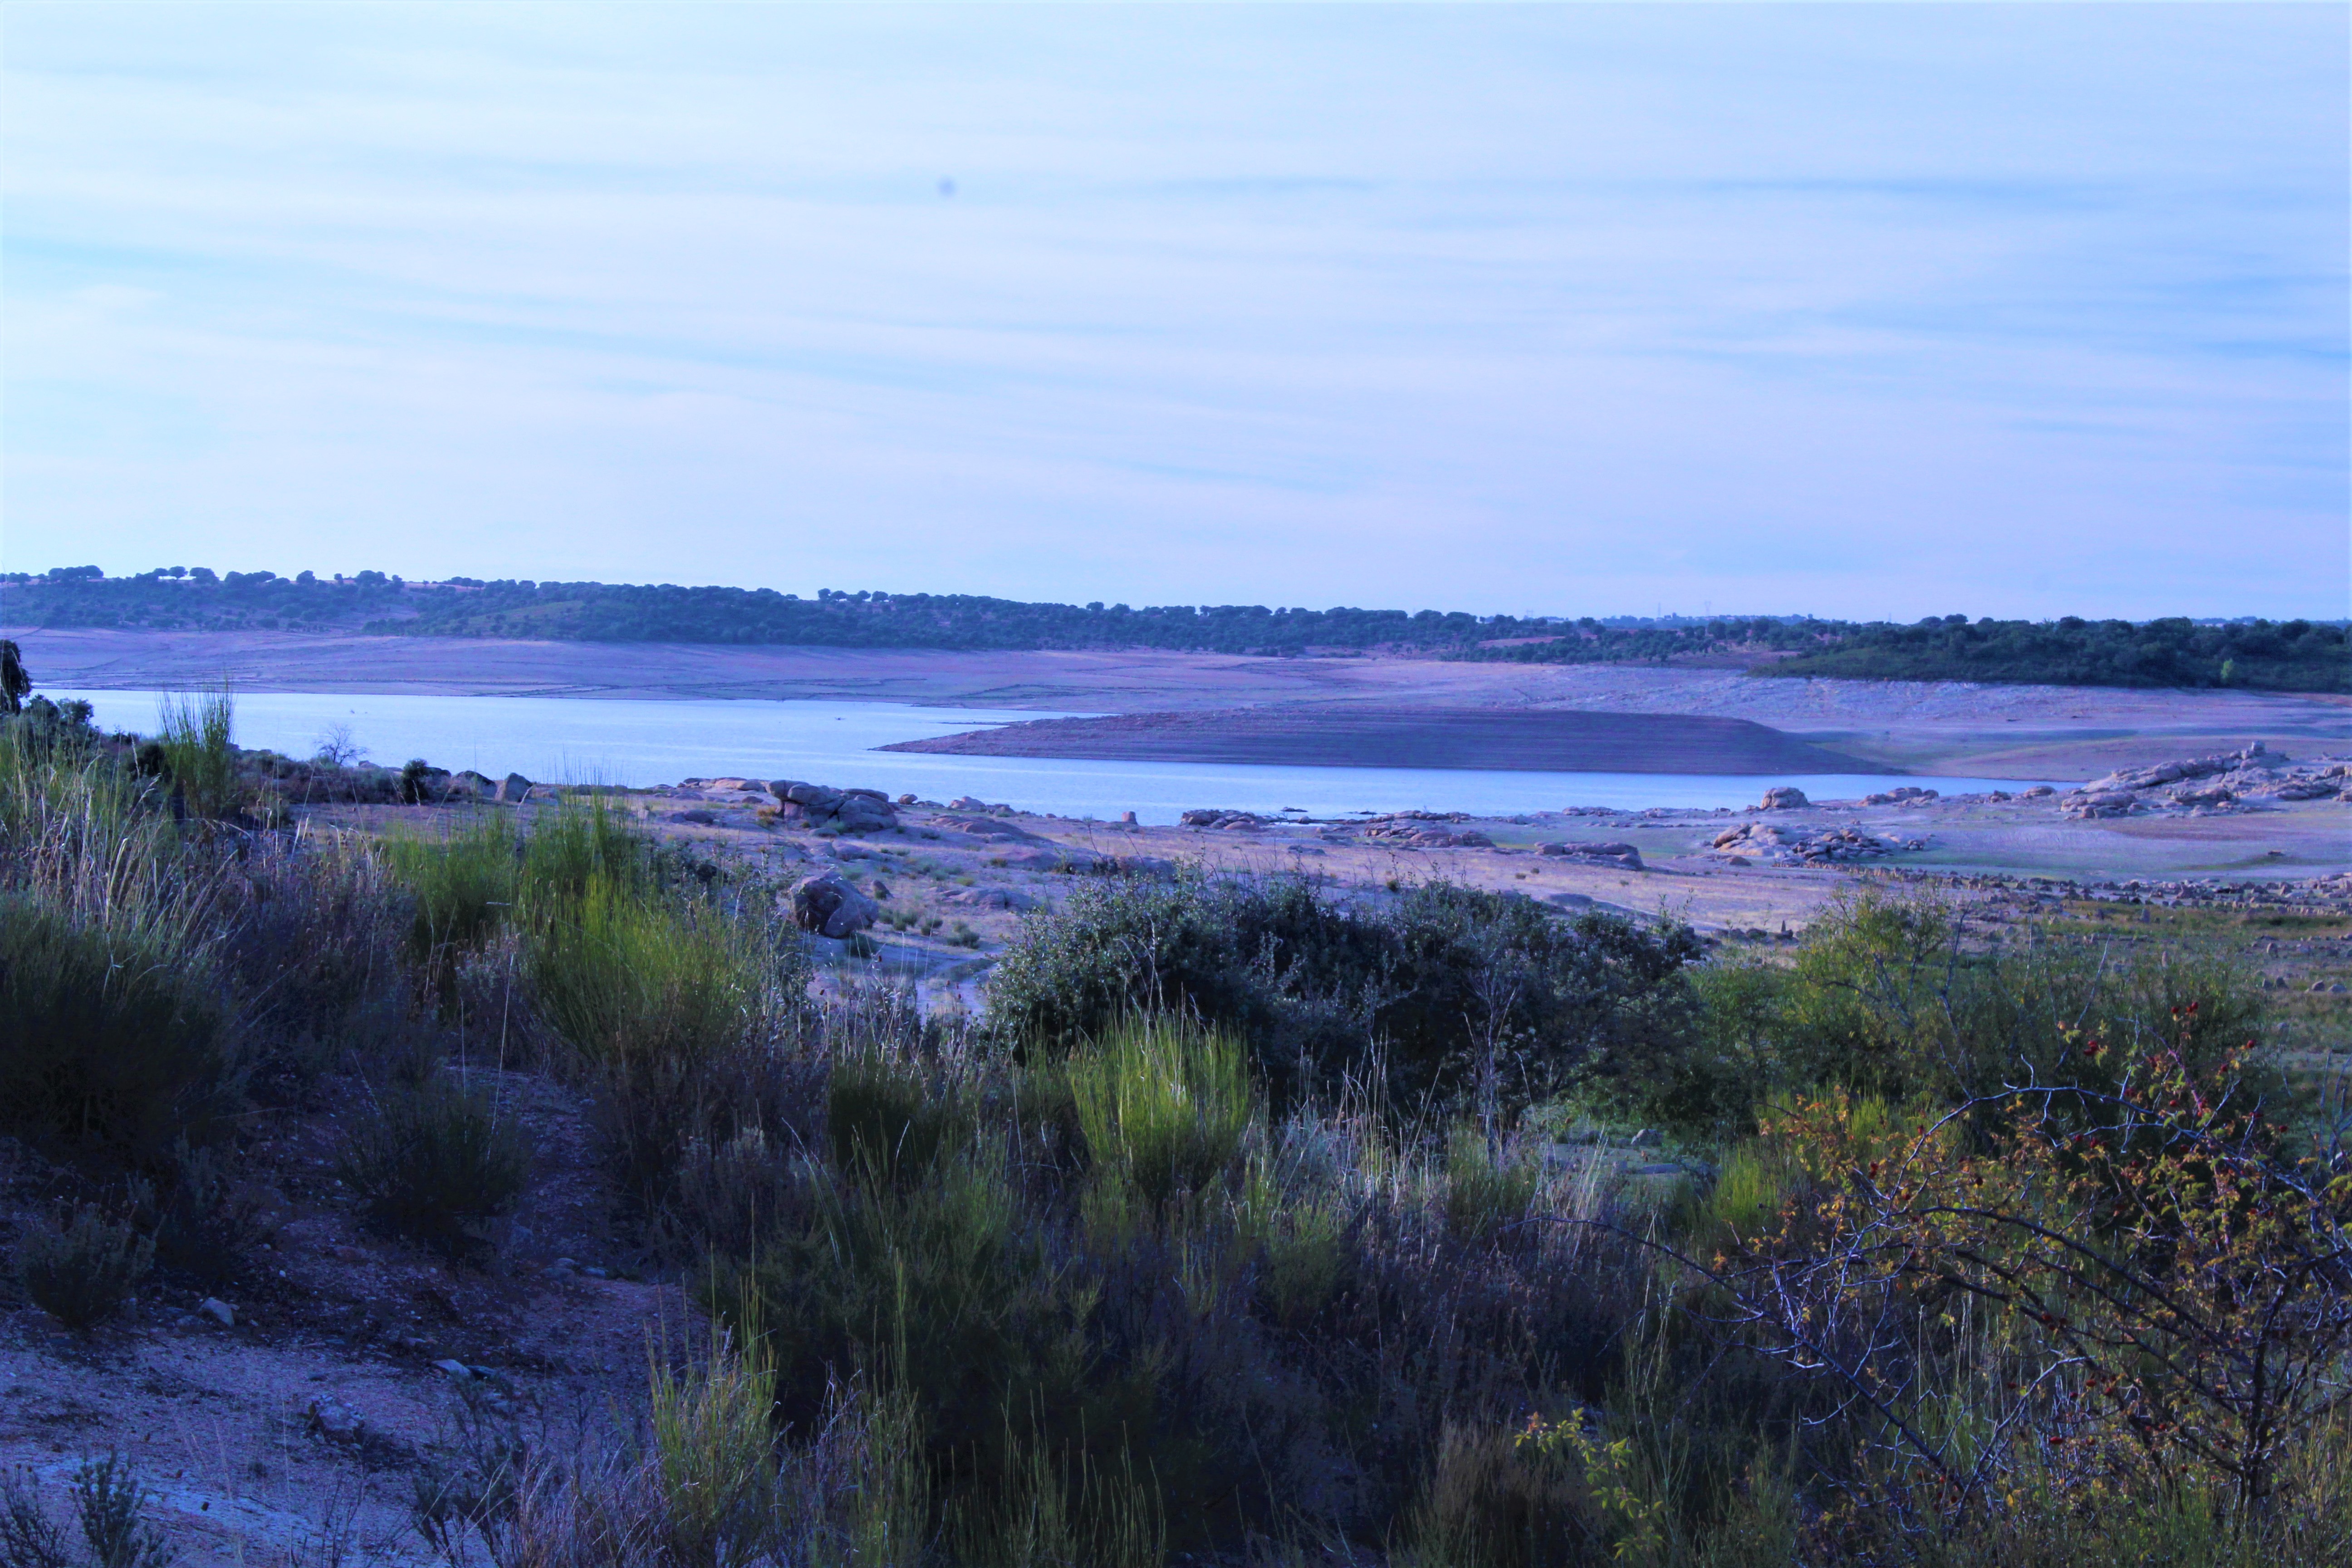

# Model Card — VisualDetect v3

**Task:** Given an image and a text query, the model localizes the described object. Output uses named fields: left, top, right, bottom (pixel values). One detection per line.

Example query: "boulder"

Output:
left=495, top=772, right=534, bottom=804
left=1759, top=786, right=1809, bottom=810
left=767, top=779, right=899, bottom=834
left=450, top=769, right=495, bottom=799
left=1861, top=786, right=1940, bottom=806
left=2019, top=785, right=2055, bottom=798
left=788, top=872, right=881, bottom=939
left=1536, top=840, right=1644, bottom=869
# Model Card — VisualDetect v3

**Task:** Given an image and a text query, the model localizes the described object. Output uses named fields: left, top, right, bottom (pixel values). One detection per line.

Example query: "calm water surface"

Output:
left=54, top=690, right=2064, bottom=823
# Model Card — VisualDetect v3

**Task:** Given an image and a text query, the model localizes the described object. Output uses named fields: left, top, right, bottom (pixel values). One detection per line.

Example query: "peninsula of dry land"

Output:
left=882, top=704, right=1875, bottom=774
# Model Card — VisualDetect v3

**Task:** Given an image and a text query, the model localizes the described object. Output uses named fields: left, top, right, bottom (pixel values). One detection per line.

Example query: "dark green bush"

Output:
left=17, top=1204, right=154, bottom=1332
left=334, top=1077, right=532, bottom=1259
left=0, top=896, right=240, bottom=1168
left=989, top=873, right=1701, bottom=1115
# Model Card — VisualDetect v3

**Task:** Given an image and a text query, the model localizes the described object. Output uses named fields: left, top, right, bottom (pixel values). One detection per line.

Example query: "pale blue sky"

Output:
left=4, top=3, right=2345, bottom=619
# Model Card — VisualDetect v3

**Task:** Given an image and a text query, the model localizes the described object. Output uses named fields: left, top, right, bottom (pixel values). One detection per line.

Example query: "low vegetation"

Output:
left=1, top=666, right=2346, bottom=1564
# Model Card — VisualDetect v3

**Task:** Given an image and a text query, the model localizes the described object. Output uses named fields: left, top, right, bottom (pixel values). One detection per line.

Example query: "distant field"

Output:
left=882, top=705, right=1876, bottom=775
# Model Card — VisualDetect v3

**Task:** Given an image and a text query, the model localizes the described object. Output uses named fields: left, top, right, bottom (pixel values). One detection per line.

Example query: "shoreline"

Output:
left=8, top=624, right=2346, bottom=780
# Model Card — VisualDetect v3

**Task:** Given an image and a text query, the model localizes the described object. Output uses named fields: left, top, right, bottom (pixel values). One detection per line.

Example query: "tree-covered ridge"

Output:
left=1438, top=612, right=2347, bottom=692
left=2, top=567, right=2342, bottom=691
left=1757, top=613, right=2347, bottom=692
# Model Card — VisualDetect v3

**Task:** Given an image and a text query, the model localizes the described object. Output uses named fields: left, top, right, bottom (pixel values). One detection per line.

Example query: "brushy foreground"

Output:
left=2, top=693, right=2349, bottom=1568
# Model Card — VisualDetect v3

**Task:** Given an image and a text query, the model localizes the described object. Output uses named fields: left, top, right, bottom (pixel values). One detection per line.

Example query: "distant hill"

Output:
left=2, top=568, right=2341, bottom=692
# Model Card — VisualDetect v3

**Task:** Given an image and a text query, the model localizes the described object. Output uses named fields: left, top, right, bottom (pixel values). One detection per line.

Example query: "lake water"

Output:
left=53, top=689, right=2065, bottom=823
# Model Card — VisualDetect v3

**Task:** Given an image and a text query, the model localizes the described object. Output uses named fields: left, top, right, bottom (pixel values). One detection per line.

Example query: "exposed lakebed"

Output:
left=53, top=689, right=2063, bottom=823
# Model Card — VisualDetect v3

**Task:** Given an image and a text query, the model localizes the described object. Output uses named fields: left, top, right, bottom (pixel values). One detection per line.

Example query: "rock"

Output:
left=329, top=1245, right=370, bottom=1264
left=434, top=1359, right=475, bottom=1381
left=199, top=1297, right=236, bottom=1327
left=673, top=808, right=719, bottom=825
left=946, top=886, right=1037, bottom=911
left=1630, top=1163, right=1684, bottom=1177
left=897, top=793, right=918, bottom=805
left=872, top=879, right=892, bottom=901
left=449, top=769, right=495, bottom=799
left=1860, top=786, right=1940, bottom=806
left=768, top=779, right=899, bottom=834
left=788, top=871, right=881, bottom=938
left=495, top=772, right=534, bottom=804
left=2061, top=790, right=2140, bottom=820
left=304, top=1397, right=363, bottom=1442
left=1535, top=840, right=1642, bottom=869
left=1759, top=786, right=1809, bottom=809
left=2020, top=785, right=2055, bottom=798
left=1181, top=808, right=1267, bottom=830
left=1548, top=892, right=1594, bottom=908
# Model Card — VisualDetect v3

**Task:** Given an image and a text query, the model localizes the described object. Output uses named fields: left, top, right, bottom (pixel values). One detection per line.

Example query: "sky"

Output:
left=3, top=2, right=2345, bottom=622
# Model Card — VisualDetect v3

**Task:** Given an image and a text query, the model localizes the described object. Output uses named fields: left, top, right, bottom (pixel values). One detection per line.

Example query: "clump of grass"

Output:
left=18, top=1204, right=154, bottom=1332
left=1069, top=1017, right=1253, bottom=1210
left=1442, top=1128, right=1539, bottom=1245
left=157, top=687, right=237, bottom=819
left=527, top=874, right=774, bottom=1071
left=334, top=1076, right=532, bottom=1259
left=0, top=895, right=239, bottom=1168
left=646, top=1309, right=778, bottom=1565
left=828, top=1045, right=970, bottom=1185
left=382, top=812, right=519, bottom=960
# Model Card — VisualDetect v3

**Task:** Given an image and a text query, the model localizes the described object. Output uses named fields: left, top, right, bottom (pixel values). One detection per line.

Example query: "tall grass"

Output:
left=1069, top=1017, right=1254, bottom=1209
left=529, top=872, right=778, bottom=1070
left=157, top=686, right=237, bottom=818
left=382, top=809, right=519, bottom=960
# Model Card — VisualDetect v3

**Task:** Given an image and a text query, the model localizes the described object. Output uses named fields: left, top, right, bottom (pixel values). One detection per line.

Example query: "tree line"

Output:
left=1, top=568, right=2341, bottom=691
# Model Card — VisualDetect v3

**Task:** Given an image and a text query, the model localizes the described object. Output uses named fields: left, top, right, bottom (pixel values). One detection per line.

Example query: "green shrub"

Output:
left=828, top=1045, right=971, bottom=1185
left=0, top=895, right=239, bottom=1167
left=334, top=1077, right=532, bottom=1259
left=647, top=1313, right=778, bottom=1565
left=991, top=873, right=1702, bottom=1115
left=527, top=874, right=774, bottom=1071
left=17, top=1204, right=154, bottom=1332
left=383, top=813, right=519, bottom=959
left=157, top=687, right=237, bottom=818
left=1069, top=1018, right=1252, bottom=1209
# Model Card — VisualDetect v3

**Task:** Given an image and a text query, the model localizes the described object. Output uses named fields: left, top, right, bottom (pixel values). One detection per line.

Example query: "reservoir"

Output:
left=50, top=689, right=2064, bottom=823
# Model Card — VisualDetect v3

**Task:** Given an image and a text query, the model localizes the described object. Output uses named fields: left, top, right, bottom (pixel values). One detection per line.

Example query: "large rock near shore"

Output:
left=767, top=780, right=898, bottom=833
left=788, top=871, right=881, bottom=939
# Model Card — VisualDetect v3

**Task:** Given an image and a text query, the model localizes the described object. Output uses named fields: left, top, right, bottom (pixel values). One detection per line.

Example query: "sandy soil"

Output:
left=10, top=626, right=2345, bottom=778
left=0, top=1067, right=675, bottom=1567
left=882, top=706, right=1875, bottom=774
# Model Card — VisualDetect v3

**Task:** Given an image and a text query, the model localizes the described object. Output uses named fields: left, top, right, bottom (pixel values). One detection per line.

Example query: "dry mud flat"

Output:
left=11, top=626, right=2346, bottom=776
left=881, top=704, right=1873, bottom=774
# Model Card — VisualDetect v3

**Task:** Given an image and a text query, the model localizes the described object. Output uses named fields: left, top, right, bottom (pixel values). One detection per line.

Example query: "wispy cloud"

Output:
left=3, top=2, right=2344, bottom=618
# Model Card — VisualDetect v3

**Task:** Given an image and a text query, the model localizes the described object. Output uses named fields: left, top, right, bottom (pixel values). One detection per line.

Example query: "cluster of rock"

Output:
left=1710, top=820, right=1925, bottom=865
left=2060, top=745, right=2351, bottom=819
left=1361, top=815, right=1494, bottom=849
left=1861, top=785, right=1940, bottom=806
left=1534, top=840, right=1644, bottom=871
left=786, top=870, right=881, bottom=938
left=766, top=779, right=899, bottom=833
left=1180, top=808, right=1269, bottom=831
